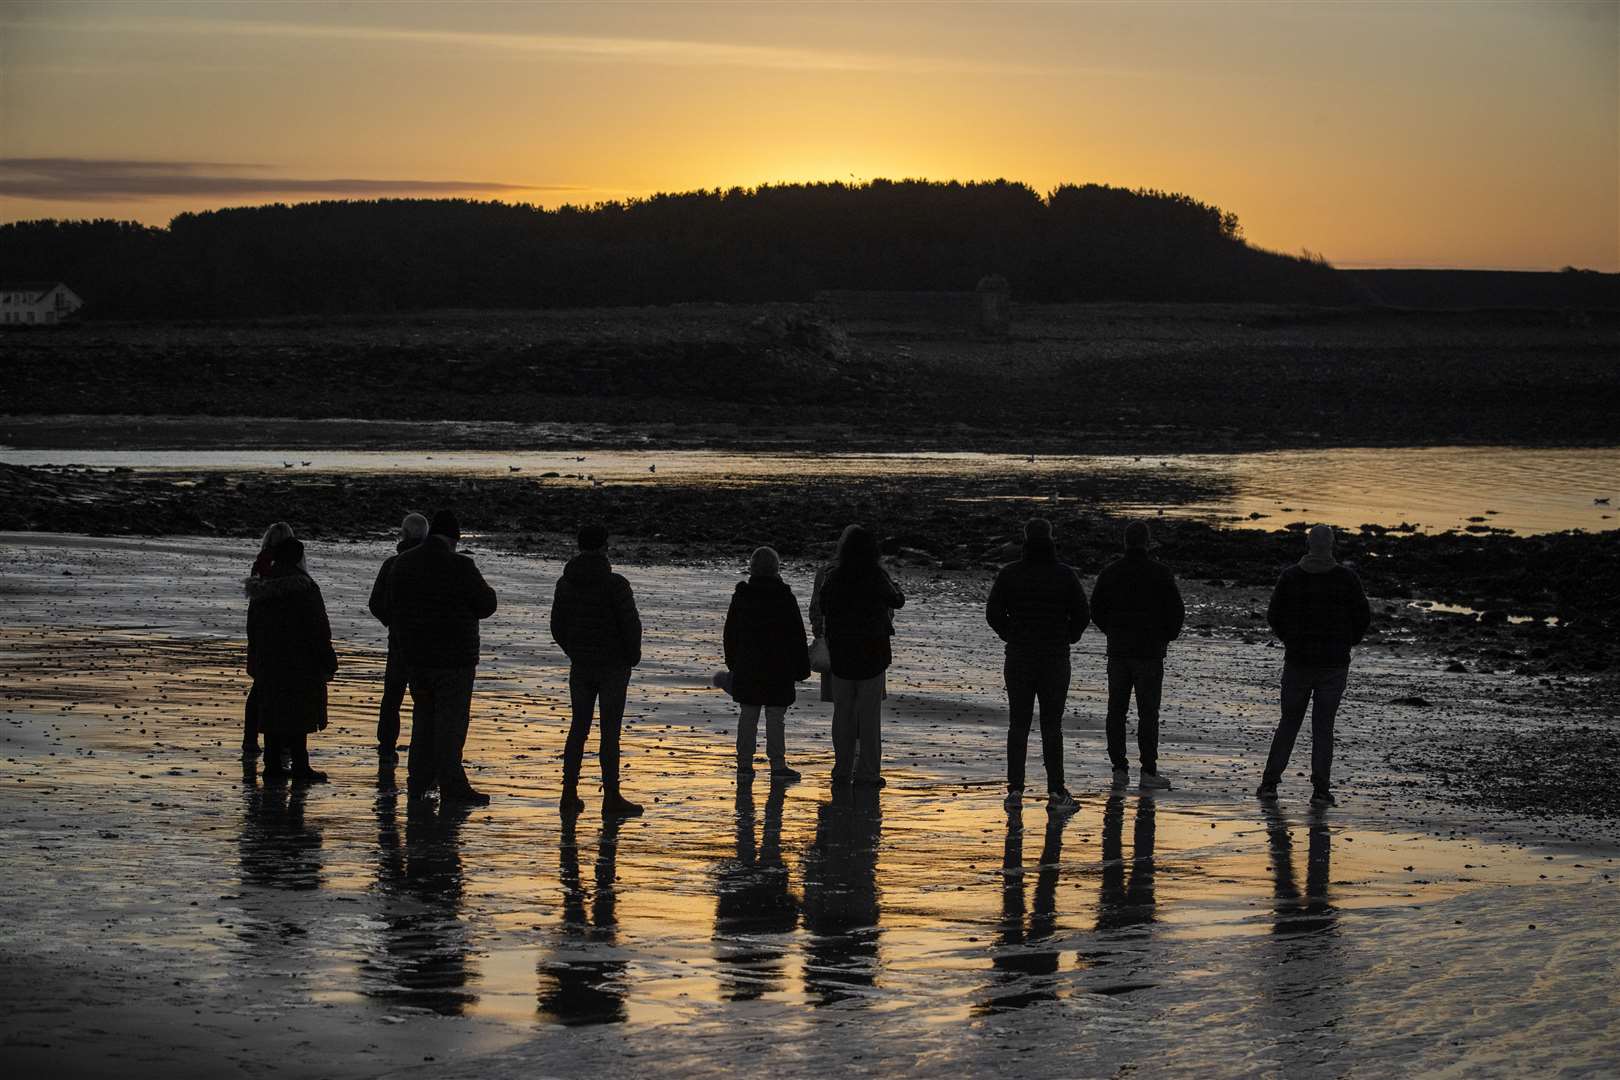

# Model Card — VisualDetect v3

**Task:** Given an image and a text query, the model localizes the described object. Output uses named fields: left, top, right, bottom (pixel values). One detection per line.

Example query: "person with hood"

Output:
left=818, top=525, right=905, bottom=787
left=1259, top=524, right=1372, bottom=807
left=245, top=534, right=337, bottom=783
left=985, top=517, right=1090, bottom=814
left=1090, top=520, right=1185, bottom=791
left=381, top=509, right=498, bottom=805
left=368, top=512, right=429, bottom=765
left=242, top=521, right=295, bottom=760
left=550, top=524, right=645, bottom=817
left=722, top=546, right=811, bottom=783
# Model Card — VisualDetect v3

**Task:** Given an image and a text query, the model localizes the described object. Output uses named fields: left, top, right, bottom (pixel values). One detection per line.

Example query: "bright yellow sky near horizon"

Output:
left=1, top=0, right=1615, bottom=270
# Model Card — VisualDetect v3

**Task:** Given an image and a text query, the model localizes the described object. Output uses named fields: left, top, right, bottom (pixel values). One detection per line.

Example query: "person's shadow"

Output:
left=537, top=815, right=629, bottom=1024
left=800, top=785, right=883, bottom=1007
left=1263, top=804, right=1337, bottom=936
left=364, top=788, right=477, bottom=1016
left=978, top=807, right=1068, bottom=1012
left=714, top=779, right=800, bottom=1001
left=233, top=781, right=325, bottom=983
left=1259, top=804, right=1345, bottom=1068
left=1086, top=793, right=1158, bottom=996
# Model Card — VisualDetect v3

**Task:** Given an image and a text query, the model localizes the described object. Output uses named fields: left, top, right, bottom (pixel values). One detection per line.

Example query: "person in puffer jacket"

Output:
left=1258, top=524, right=1372, bottom=808
left=550, top=524, right=644, bottom=818
left=722, top=546, right=811, bottom=783
left=1090, top=520, right=1185, bottom=791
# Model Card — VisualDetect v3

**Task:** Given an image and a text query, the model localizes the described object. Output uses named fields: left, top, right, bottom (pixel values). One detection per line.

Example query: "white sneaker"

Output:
left=1046, top=788, right=1079, bottom=815
left=1139, top=771, right=1172, bottom=790
left=1003, top=788, right=1023, bottom=810
left=1111, top=768, right=1129, bottom=789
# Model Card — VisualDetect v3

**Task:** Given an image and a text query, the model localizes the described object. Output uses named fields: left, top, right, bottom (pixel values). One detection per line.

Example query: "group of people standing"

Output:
left=242, top=511, right=1371, bottom=815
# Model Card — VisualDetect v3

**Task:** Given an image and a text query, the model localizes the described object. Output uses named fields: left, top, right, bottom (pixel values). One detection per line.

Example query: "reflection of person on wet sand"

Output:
left=1263, top=805, right=1337, bottom=936
left=367, top=512, right=427, bottom=765
left=800, top=786, right=882, bottom=1006
left=236, top=782, right=323, bottom=957
left=1095, top=794, right=1157, bottom=936
left=538, top=815, right=629, bottom=1025
left=245, top=535, right=337, bottom=784
left=721, top=546, right=811, bottom=783
left=980, top=808, right=1067, bottom=1012
left=713, top=780, right=799, bottom=1001
left=1258, top=806, right=1344, bottom=1070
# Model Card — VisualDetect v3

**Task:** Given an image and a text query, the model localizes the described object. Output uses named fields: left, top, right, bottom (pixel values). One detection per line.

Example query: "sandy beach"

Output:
left=1, top=532, right=1615, bottom=1077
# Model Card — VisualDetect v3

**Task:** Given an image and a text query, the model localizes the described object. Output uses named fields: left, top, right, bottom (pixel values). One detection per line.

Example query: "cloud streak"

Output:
left=0, top=158, right=570, bottom=202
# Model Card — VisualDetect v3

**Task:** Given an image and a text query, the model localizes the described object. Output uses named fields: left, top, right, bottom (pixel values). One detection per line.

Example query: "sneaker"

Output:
left=1310, top=790, right=1336, bottom=808
left=1111, top=768, right=1129, bottom=789
left=770, top=765, right=802, bottom=783
left=1046, top=788, right=1079, bottom=815
left=1139, top=771, right=1172, bottom=791
left=1003, top=787, right=1024, bottom=810
left=1255, top=782, right=1278, bottom=801
left=604, top=794, right=645, bottom=818
left=442, top=786, right=491, bottom=806
left=559, top=790, right=585, bottom=815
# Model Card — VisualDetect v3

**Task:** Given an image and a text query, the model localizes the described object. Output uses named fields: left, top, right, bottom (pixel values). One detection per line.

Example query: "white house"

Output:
left=0, top=281, right=83, bottom=325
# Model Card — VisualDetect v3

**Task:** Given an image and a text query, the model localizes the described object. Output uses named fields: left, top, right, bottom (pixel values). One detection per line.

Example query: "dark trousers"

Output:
left=1263, top=664, right=1348, bottom=793
left=1004, top=653, right=1069, bottom=791
left=406, top=665, right=476, bottom=796
left=1106, top=656, right=1164, bottom=773
left=565, top=666, right=631, bottom=796
left=376, top=649, right=408, bottom=750
left=244, top=683, right=259, bottom=750
left=830, top=673, right=885, bottom=782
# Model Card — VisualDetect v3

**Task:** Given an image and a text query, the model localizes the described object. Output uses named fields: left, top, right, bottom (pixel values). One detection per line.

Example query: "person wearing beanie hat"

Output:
left=1259, top=524, right=1372, bottom=807
left=245, top=531, right=337, bottom=784
left=723, top=546, right=811, bottom=782
left=367, top=512, right=429, bottom=765
left=1091, top=520, right=1186, bottom=791
left=379, top=507, right=499, bottom=805
left=551, top=523, right=645, bottom=816
left=985, top=517, right=1090, bottom=814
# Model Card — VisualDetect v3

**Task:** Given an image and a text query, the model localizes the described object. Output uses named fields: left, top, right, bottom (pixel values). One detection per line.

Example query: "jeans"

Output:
left=376, top=648, right=408, bottom=750
left=566, top=666, right=631, bottom=795
left=1263, top=664, right=1348, bottom=793
left=1004, top=653, right=1069, bottom=791
left=406, top=666, right=476, bottom=796
left=1106, top=656, right=1164, bottom=773
left=830, top=674, right=884, bottom=782
left=737, top=704, right=788, bottom=769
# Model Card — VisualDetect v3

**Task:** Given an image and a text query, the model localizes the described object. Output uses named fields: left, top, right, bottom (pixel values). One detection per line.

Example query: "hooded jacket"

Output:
left=985, top=537, right=1090, bottom=659
left=367, top=536, right=425, bottom=646
left=380, top=535, right=498, bottom=669
left=1090, top=549, right=1186, bottom=659
left=550, top=550, right=642, bottom=670
left=820, top=562, right=905, bottom=680
left=245, top=565, right=337, bottom=734
left=1267, top=562, right=1372, bottom=667
left=724, top=574, right=811, bottom=706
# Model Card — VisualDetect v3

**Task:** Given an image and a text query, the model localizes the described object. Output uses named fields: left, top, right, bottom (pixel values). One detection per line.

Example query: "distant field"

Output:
left=3, top=302, right=1617, bottom=451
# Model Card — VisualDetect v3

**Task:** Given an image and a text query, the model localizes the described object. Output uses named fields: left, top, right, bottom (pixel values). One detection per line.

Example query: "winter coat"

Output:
left=379, top=535, right=498, bottom=670
left=550, top=551, right=642, bottom=670
left=985, top=538, right=1091, bottom=659
left=819, top=563, right=905, bottom=681
left=1090, top=549, right=1186, bottom=659
left=724, top=574, right=811, bottom=706
left=367, top=536, right=424, bottom=647
left=1266, top=562, right=1372, bottom=667
left=245, top=566, right=337, bottom=735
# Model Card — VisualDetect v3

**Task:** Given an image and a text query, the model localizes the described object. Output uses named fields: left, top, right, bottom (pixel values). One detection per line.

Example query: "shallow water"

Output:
left=0, top=535, right=1615, bottom=1076
left=3, top=439, right=1617, bottom=536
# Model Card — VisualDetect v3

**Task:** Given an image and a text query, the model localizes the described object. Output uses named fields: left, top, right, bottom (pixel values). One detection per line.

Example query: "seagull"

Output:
left=509, top=465, right=522, bottom=472
left=648, top=464, right=656, bottom=473
left=1597, top=497, right=1611, bottom=505
left=282, top=461, right=295, bottom=468
left=575, top=456, right=586, bottom=462
left=300, top=460, right=311, bottom=466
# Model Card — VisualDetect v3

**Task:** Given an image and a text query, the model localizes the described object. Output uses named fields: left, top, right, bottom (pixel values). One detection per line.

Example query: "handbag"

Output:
left=808, top=636, right=832, bottom=674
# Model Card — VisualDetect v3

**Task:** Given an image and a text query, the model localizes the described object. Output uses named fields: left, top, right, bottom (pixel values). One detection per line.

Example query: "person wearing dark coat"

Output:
left=242, top=521, right=295, bottom=759
left=985, top=517, right=1090, bottom=813
left=245, top=536, right=337, bottom=783
left=1259, top=524, right=1373, bottom=807
left=1090, top=520, right=1186, bottom=791
left=723, top=546, right=811, bottom=782
left=819, top=525, right=905, bottom=787
left=550, top=524, right=645, bottom=818
left=379, top=509, right=498, bottom=805
left=368, top=512, right=428, bottom=765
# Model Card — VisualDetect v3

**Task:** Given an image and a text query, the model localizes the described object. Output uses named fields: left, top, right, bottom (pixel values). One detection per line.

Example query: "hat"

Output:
left=428, top=510, right=460, bottom=540
left=749, top=546, right=781, bottom=577
left=1308, top=523, right=1335, bottom=555
left=578, top=523, right=608, bottom=551
left=1023, top=517, right=1053, bottom=541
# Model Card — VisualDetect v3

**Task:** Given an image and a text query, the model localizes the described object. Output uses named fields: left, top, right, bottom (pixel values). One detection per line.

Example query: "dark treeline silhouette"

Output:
left=0, top=179, right=1354, bottom=318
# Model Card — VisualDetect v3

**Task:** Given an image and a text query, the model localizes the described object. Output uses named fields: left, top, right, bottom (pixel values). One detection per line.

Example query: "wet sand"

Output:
left=1, top=535, right=1616, bottom=1077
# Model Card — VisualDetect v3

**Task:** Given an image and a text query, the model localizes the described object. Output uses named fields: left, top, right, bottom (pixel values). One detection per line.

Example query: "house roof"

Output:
left=0, top=281, right=65, bottom=296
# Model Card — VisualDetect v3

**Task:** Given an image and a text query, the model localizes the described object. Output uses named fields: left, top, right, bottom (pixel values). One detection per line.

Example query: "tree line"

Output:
left=0, top=179, right=1357, bottom=318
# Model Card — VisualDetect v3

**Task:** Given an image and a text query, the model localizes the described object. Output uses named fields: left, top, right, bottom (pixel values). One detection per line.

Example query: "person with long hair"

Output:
left=242, top=521, right=295, bottom=759
left=245, top=534, right=337, bottom=783
left=818, top=525, right=905, bottom=787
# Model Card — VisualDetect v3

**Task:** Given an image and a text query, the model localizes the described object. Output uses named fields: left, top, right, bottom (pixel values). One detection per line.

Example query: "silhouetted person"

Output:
left=985, top=517, right=1088, bottom=813
left=368, top=512, right=428, bottom=765
left=801, top=786, right=883, bottom=1006
left=550, top=524, right=644, bottom=817
left=979, top=808, right=1067, bottom=1012
left=381, top=509, right=498, bottom=805
left=1090, top=520, right=1185, bottom=791
left=819, top=525, right=905, bottom=787
left=1259, top=525, right=1372, bottom=808
left=722, top=546, right=811, bottom=783
left=246, top=536, right=336, bottom=784
left=713, top=780, right=799, bottom=1001
left=241, top=520, right=295, bottom=760
left=538, top=814, right=628, bottom=1024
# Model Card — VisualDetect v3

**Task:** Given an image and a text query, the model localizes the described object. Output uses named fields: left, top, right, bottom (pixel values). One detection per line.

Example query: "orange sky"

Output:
left=2, top=0, right=1616, bottom=270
